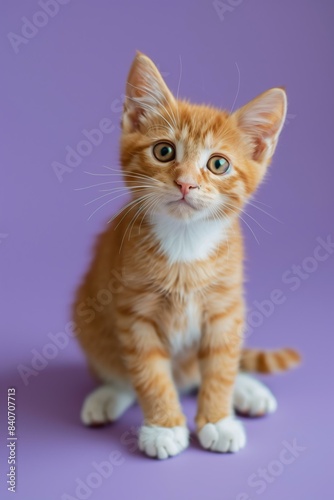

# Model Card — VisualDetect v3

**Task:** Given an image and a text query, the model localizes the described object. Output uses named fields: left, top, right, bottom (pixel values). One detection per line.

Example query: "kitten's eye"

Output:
left=153, top=142, right=176, bottom=162
left=207, top=156, right=231, bottom=175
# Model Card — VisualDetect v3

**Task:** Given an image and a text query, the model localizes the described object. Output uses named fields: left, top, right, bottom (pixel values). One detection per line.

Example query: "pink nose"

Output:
left=175, top=180, right=198, bottom=196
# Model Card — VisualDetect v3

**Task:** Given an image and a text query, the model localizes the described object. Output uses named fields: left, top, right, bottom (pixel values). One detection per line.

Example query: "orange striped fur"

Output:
left=73, top=53, right=300, bottom=456
left=240, top=347, right=301, bottom=373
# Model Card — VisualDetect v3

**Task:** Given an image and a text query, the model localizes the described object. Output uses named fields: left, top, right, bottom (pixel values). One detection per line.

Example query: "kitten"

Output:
left=73, top=52, right=300, bottom=459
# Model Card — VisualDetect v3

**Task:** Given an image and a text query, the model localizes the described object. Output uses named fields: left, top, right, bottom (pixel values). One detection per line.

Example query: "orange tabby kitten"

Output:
left=73, top=52, right=300, bottom=459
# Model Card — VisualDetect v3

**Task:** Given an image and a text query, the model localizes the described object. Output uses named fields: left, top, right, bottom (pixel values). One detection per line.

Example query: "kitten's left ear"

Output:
left=123, top=51, right=176, bottom=132
left=234, top=88, right=287, bottom=164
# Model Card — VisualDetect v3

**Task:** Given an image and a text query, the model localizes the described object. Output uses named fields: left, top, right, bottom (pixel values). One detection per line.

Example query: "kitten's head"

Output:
left=120, top=52, right=287, bottom=223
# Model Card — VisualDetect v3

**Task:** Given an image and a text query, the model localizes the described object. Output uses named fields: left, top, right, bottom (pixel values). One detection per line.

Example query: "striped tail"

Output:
left=240, top=347, right=301, bottom=374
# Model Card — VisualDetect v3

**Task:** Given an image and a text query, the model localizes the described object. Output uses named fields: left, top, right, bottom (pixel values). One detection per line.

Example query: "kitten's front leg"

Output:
left=196, top=299, right=246, bottom=453
left=118, top=317, right=188, bottom=459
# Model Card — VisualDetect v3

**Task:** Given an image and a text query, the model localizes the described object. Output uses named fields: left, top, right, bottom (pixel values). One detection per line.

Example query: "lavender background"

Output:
left=1, top=0, right=334, bottom=499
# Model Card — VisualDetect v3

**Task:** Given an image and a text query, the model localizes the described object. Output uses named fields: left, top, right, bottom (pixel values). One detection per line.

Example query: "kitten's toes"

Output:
left=233, top=373, right=277, bottom=417
left=138, top=425, right=189, bottom=459
left=198, top=416, right=246, bottom=453
left=81, top=385, right=135, bottom=426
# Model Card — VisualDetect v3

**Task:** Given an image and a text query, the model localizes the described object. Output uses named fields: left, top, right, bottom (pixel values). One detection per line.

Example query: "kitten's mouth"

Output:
left=169, top=197, right=197, bottom=209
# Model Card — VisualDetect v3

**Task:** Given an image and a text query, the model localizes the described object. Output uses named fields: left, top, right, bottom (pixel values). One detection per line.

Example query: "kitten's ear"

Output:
left=123, top=52, right=175, bottom=132
left=234, top=88, right=287, bottom=164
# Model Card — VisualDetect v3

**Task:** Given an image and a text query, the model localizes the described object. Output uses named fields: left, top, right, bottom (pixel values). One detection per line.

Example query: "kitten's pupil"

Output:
left=161, top=146, right=170, bottom=156
left=207, top=156, right=230, bottom=175
left=215, top=159, right=225, bottom=169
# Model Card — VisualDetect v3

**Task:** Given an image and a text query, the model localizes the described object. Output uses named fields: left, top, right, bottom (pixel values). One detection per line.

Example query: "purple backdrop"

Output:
left=1, top=0, right=334, bottom=499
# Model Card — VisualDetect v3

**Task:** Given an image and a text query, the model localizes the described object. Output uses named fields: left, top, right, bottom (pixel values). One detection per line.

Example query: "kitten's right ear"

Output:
left=122, top=52, right=175, bottom=132
left=234, top=88, right=287, bottom=165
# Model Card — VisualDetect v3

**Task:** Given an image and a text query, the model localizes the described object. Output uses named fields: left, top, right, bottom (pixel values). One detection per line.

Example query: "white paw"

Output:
left=198, top=417, right=246, bottom=453
left=81, top=385, right=135, bottom=426
left=233, top=373, right=277, bottom=417
left=138, top=425, right=189, bottom=459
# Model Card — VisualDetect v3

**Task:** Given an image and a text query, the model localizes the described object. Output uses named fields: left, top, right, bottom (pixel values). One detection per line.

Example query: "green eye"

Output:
left=153, top=142, right=176, bottom=162
left=207, top=156, right=231, bottom=175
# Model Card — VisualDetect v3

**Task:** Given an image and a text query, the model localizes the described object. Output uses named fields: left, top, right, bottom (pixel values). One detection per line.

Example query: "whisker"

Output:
left=83, top=171, right=119, bottom=177
left=223, top=201, right=271, bottom=235
left=85, top=186, right=150, bottom=206
left=130, top=193, right=162, bottom=239
left=127, top=196, right=156, bottom=242
left=87, top=190, right=141, bottom=221
left=208, top=205, right=233, bottom=262
left=118, top=194, right=156, bottom=253
left=139, top=195, right=161, bottom=233
left=99, top=184, right=153, bottom=192
left=230, top=62, right=241, bottom=113
left=247, top=200, right=282, bottom=223
left=102, top=166, right=161, bottom=184
left=113, top=193, right=153, bottom=230
left=175, top=54, right=183, bottom=124
left=221, top=203, right=260, bottom=245
left=235, top=214, right=260, bottom=245
left=248, top=198, right=272, bottom=209
left=76, top=179, right=155, bottom=191
left=76, top=181, right=115, bottom=191
left=85, top=191, right=125, bottom=206
left=84, top=169, right=153, bottom=182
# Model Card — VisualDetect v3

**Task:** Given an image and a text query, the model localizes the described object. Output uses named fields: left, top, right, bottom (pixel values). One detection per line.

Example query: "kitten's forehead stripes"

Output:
left=173, top=128, right=229, bottom=170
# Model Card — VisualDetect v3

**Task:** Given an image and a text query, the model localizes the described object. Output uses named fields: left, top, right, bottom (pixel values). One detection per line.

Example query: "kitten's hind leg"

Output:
left=233, top=373, right=277, bottom=417
left=81, top=385, right=136, bottom=426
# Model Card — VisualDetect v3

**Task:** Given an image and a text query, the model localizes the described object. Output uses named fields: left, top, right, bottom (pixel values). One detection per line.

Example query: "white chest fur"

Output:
left=150, top=213, right=230, bottom=264
left=169, top=297, right=202, bottom=356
